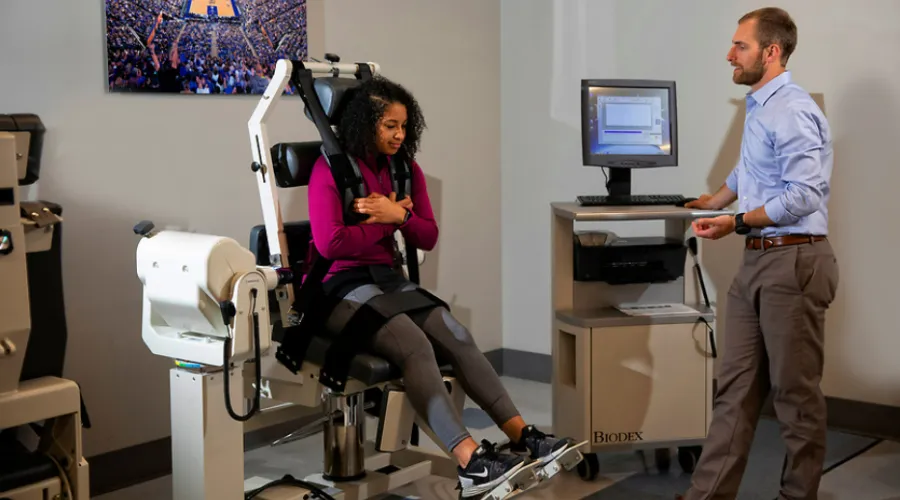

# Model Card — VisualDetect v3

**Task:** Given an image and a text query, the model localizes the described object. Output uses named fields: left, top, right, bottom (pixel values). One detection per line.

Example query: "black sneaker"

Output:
left=509, top=425, right=571, bottom=466
left=457, top=440, right=526, bottom=498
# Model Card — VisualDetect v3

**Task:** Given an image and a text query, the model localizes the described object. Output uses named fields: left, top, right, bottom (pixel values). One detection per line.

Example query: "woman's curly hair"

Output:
left=337, top=75, right=426, bottom=161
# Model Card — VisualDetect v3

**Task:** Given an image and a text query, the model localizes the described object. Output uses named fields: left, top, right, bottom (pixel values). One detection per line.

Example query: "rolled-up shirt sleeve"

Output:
left=764, top=104, right=827, bottom=225
left=726, top=163, right=740, bottom=193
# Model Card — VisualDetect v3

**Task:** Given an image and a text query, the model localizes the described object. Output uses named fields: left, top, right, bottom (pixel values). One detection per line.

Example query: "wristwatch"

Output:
left=734, top=213, right=751, bottom=235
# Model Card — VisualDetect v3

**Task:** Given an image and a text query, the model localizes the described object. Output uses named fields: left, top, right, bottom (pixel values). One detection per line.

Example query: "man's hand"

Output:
left=354, top=192, right=408, bottom=225
left=692, top=215, right=736, bottom=240
left=684, top=194, right=715, bottom=209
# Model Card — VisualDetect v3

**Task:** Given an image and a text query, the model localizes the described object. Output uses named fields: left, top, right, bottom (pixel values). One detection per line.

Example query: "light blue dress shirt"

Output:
left=726, top=71, right=833, bottom=237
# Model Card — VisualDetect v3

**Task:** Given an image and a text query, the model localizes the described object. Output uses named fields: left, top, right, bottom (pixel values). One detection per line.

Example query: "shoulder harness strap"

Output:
left=388, top=148, right=419, bottom=284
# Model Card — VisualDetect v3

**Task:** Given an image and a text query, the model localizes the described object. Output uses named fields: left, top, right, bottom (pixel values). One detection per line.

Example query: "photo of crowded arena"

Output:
left=105, top=0, right=308, bottom=94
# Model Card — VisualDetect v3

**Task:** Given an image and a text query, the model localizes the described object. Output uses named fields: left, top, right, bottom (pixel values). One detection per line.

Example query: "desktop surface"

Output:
left=551, top=201, right=732, bottom=222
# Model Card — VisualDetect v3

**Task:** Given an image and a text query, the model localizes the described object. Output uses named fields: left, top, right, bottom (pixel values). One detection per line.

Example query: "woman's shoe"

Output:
left=510, top=424, right=571, bottom=466
left=457, top=440, right=527, bottom=498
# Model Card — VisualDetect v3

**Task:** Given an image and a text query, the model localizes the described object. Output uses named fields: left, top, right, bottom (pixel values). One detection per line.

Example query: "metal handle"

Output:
left=271, top=400, right=376, bottom=447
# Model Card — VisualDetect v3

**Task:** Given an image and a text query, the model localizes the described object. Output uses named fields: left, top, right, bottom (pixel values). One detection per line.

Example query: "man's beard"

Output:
left=733, top=52, right=766, bottom=86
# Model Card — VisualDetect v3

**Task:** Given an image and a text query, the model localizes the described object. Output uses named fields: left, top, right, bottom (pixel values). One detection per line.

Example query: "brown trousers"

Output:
left=685, top=239, right=839, bottom=500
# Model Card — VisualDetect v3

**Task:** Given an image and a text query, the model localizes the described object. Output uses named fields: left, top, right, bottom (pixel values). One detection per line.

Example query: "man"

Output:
left=677, top=7, right=839, bottom=500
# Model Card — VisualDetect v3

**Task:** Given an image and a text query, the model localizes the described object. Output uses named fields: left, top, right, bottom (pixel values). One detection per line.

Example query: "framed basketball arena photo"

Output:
left=104, top=0, right=312, bottom=94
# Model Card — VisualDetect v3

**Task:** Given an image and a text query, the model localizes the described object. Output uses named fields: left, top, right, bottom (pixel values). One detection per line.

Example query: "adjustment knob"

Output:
left=133, top=220, right=155, bottom=237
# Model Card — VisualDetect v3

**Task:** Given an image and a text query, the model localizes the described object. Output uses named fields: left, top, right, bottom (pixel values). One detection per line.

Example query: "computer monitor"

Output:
left=581, top=79, right=678, bottom=196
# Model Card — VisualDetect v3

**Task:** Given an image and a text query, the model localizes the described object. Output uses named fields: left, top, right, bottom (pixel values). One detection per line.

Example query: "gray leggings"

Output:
left=324, top=283, right=520, bottom=452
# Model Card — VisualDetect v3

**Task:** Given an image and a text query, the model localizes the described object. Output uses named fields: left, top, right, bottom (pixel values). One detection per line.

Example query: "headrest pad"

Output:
left=270, top=141, right=323, bottom=188
left=303, top=77, right=362, bottom=125
left=0, top=113, right=45, bottom=186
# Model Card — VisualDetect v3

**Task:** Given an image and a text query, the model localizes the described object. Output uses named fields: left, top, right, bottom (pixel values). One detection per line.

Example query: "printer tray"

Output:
left=573, top=236, right=687, bottom=284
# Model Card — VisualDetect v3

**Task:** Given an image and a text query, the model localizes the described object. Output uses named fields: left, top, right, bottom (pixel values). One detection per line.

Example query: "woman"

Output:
left=307, top=75, right=573, bottom=498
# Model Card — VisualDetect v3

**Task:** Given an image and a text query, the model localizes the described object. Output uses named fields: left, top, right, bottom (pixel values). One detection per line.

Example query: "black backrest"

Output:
left=249, top=221, right=312, bottom=268
left=269, top=77, right=363, bottom=189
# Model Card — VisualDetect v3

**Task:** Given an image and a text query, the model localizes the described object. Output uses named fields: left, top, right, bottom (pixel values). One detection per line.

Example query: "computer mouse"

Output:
left=675, top=197, right=698, bottom=207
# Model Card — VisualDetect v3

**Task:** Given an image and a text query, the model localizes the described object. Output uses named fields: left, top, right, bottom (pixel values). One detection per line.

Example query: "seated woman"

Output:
left=307, top=75, right=574, bottom=497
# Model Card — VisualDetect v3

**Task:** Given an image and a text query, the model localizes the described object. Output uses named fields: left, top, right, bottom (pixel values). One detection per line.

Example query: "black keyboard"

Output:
left=576, top=194, right=693, bottom=206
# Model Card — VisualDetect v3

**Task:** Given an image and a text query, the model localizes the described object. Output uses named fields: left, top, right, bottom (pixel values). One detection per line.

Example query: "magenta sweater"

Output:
left=307, top=154, right=439, bottom=280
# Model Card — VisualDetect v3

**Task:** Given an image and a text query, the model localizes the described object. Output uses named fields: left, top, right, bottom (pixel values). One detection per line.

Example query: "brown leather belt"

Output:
left=745, top=234, right=827, bottom=250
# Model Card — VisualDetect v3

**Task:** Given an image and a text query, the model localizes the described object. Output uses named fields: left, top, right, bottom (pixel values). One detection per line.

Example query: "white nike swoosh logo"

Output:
left=470, top=468, right=489, bottom=478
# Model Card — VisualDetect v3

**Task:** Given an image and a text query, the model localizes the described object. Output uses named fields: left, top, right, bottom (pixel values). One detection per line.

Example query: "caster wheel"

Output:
left=678, top=446, right=703, bottom=473
left=577, top=453, right=600, bottom=481
left=654, top=448, right=671, bottom=473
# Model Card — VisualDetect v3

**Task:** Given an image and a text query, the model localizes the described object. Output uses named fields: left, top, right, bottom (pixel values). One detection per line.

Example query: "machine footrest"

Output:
left=534, top=440, right=587, bottom=482
left=474, top=461, right=541, bottom=500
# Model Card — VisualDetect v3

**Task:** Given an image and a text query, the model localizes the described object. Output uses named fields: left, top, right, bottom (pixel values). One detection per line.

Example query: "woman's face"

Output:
left=375, top=102, right=407, bottom=155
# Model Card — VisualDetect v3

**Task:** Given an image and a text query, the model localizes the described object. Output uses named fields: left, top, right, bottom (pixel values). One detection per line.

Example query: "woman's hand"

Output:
left=355, top=192, right=410, bottom=225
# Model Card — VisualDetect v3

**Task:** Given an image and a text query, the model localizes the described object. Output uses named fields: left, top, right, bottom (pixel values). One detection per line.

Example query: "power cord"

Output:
left=44, top=451, right=73, bottom=500
left=697, top=317, right=717, bottom=359
left=223, top=288, right=263, bottom=422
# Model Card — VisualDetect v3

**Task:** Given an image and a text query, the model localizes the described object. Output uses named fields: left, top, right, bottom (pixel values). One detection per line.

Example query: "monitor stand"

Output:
left=606, top=167, right=631, bottom=197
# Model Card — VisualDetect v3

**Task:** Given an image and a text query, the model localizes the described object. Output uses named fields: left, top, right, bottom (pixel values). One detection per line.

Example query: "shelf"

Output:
left=555, top=303, right=715, bottom=328
left=551, top=202, right=732, bottom=222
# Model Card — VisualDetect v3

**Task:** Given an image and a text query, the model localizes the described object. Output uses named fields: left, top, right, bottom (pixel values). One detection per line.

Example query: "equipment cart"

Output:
left=549, top=202, right=731, bottom=479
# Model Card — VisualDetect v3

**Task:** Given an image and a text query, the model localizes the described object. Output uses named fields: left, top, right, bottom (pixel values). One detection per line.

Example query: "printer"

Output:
left=572, top=231, right=687, bottom=285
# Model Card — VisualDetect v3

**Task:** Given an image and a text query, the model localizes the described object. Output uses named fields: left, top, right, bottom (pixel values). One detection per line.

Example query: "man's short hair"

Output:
left=739, top=7, right=797, bottom=65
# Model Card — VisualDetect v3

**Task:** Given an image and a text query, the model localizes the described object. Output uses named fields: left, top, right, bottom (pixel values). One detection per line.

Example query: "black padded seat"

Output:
left=306, top=335, right=400, bottom=386
left=0, top=436, right=58, bottom=493
left=304, top=334, right=453, bottom=387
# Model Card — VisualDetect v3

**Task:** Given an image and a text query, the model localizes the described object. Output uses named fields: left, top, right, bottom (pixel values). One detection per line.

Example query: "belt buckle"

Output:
left=748, top=236, right=772, bottom=250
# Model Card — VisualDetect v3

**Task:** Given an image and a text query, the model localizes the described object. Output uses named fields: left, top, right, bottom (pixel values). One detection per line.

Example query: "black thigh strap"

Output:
left=275, top=291, right=341, bottom=374
left=319, top=289, right=444, bottom=391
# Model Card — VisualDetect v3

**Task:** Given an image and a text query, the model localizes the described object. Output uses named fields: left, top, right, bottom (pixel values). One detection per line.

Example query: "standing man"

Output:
left=678, top=7, right=839, bottom=500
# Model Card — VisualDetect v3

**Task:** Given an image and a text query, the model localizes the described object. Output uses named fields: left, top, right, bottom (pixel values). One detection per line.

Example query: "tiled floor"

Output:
left=96, top=377, right=899, bottom=500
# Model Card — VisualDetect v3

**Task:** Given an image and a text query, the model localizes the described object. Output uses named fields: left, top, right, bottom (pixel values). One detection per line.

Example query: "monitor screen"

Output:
left=581, top=80, right=677, bottom=168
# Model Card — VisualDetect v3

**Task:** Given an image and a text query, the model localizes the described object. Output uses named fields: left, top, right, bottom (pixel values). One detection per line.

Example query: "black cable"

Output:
left=698, top=317, right=717, bottom=359
left=687, top=237, right=711, bottom=308
left=244, top=474, right=338, bottom=500
left=224, top=288, right=262, bottom=422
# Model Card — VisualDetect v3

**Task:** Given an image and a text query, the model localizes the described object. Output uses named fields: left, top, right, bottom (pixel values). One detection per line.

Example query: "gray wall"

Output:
left=501, top=0, right=900, bottom=407
left=0, top=0, right=501, bottom=457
